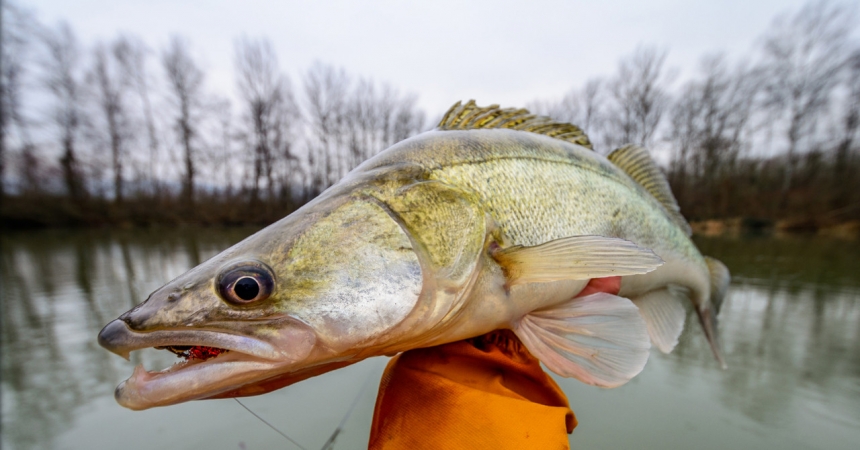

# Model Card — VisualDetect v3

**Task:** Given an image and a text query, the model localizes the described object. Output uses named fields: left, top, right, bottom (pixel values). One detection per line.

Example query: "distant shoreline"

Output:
left=3, top=194, right=857, bottom=240
left=690, top=217, right=860, bottom=239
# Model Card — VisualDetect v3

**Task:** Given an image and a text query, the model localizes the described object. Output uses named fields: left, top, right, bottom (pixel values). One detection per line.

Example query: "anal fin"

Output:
left=631, top=287, right=687, bottom=354
left=513, top=292, right=651, bottom=388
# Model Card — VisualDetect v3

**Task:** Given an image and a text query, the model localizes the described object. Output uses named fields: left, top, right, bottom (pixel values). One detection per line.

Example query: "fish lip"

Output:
left=115, top=354, right=291, bottom=410
left=97, top=319, right=287, bottom=361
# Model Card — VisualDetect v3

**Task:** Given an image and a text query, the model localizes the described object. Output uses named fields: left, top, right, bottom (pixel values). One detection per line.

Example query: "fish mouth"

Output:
left=98, top=318, right=317, bottom=410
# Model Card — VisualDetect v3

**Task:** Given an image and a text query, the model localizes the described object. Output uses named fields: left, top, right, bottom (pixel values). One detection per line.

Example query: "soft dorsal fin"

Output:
left=607, top=144, right=692, bottom=236
left=437, top=100, right=592, bottom=150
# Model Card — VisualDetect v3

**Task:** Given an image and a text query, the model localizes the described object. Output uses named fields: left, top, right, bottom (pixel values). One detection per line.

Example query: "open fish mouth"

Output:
left=98, top=319, right=316, bottom=410
left=156, top=345, right=229, bottom=361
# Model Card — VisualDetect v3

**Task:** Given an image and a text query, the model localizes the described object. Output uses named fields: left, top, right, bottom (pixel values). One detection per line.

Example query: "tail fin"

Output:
left=697, top=256, right=731, bottom=369
left=696, top=306, right=727, bottom=369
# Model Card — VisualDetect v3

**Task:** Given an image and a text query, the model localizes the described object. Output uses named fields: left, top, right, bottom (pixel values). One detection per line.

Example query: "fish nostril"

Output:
left=118, top=304, right=149, bottom=329
left=167, top=292, right=181, bottom=302
left=118, top=314, right=137, bottom=331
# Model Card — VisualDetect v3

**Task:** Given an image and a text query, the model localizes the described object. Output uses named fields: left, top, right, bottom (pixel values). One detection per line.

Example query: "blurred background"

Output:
left=1, top=1, right=859, bottom=449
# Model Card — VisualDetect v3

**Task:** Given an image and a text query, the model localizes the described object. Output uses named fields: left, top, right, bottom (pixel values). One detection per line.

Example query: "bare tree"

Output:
left=831, top=48, right=860, bottom=207
left=579, top=79, right=605, bottom=137
left=113, top=35, right=160, bottom=194
left=668, top=54, right=760, bottom=217
left=346, top=78, right=382, bottom=169
left=345, top=79, right=425, bottom=166
left=162, top=35, right=204, bottom=208
left=757, top=0, right=855, bottom=200
left=90, top=41, right=130, bottom=204
left=234, top=36, right=300, bottom=208
left=389, top=91, right=425, bottom=145
left=605, top=46, right=673, bottom=149
left=1, top=1, right=38, bottom=195
left=303, top=62, right=350, bottom=191
left=301, top=63, right=426, bottom=198
left=528, top=78, right=605, bottom=149
left=40, top=21, right=86, bottom=202
left=208, top=96, right=236, bottom=195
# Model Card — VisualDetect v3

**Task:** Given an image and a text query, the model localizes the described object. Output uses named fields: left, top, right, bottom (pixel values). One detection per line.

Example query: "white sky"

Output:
left=27, top=0, right=812, bottom=117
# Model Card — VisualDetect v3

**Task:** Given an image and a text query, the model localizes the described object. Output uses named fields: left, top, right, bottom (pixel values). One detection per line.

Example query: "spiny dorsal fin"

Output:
left=437, top=100, right=592, bottom=150
left=607, top=144, right=692, bottom=236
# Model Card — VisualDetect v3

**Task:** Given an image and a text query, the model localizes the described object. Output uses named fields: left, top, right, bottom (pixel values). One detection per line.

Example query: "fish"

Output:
left=98, top=100, right=730, bottom=410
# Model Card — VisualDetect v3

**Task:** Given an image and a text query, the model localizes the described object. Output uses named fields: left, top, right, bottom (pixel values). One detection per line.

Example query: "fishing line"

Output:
left=234, top=398, right=308, bottom=450
left=319, top=371, right=376, bottom=450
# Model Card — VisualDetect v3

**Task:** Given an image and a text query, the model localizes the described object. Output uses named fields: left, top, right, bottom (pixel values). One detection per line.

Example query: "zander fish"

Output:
left=98, top=100, right=730, bottom=410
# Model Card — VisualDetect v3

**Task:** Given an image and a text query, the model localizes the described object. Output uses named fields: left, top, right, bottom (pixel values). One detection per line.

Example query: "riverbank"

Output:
left=0, top=193, right=302, bottom=229
left=3, top=195, right=859, bottom=239
left=690, top=217, right=860, bottom=239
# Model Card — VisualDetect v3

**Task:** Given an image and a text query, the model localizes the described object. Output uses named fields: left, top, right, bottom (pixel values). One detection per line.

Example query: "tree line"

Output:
left=1, top=2, right=425, bottom=226
left=2, top=0, right=858, bottom=229
left=529, top=1, right=859, bottom=230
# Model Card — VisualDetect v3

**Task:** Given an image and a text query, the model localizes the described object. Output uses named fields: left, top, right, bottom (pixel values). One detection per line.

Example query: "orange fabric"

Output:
left=368, top=277, right=621, bottom=449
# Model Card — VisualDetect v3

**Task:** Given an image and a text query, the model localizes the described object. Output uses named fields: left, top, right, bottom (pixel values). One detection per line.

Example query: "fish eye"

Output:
left=216, top=262, right=275, bottom=305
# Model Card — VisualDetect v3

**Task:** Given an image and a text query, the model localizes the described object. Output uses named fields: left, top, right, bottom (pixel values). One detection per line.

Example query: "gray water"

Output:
left=1, top=228, right=858, bottom=450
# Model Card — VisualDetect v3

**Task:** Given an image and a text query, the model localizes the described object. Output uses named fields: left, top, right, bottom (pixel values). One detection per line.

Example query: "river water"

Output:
left=1, top=228, right=858, bottom=450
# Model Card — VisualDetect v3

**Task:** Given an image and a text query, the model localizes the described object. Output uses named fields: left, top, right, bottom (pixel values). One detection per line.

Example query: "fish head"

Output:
left=98, top=190, right=427, bottom=410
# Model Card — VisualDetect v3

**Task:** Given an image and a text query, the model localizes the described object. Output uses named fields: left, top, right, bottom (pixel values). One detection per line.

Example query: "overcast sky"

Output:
left=26, top=0, right=814, bottom=116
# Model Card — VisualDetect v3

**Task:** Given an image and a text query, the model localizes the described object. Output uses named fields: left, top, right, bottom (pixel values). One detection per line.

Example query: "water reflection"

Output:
left=658, top=237, right=860, bottom=428
left=0, top=228, right=257, bottom=450
left=1, top=230, right=858, bottom=450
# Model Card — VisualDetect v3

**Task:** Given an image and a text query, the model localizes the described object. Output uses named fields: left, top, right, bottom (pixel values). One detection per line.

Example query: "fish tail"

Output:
left=697, top=256, right=730, bottom=369
left=696, top=305, right=726, bottom=369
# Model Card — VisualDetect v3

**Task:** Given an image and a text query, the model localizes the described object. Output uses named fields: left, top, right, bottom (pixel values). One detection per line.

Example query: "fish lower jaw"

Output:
left=101, top=319, right=320, bottom=410
left=117, top=351, right=291, bottom=410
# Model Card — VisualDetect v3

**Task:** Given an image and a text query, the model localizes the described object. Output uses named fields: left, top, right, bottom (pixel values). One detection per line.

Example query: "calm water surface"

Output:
left=1, top=228, right=858, bottom=450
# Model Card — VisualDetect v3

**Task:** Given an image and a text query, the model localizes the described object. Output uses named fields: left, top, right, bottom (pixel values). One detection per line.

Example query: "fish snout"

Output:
left=98, top=319, right=136, bottom=360
left=118, top=304, right=145, bottom=329
left=117, top=288, right=193, bottom=330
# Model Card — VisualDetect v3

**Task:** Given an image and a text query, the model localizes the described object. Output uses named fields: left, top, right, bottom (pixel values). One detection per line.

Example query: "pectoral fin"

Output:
left=491, top=235, right=664, bottom=286
left=512, top=292, right=651, bottom=388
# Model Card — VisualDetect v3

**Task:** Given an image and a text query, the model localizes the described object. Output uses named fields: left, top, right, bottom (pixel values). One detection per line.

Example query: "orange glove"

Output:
left=368, top=329, right=576, bottom=450
left=368, top=277, right=621, bottom=450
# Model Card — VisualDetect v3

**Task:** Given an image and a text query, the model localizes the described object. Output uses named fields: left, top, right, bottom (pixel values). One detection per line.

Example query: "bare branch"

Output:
left=162, top=35, right=204, bottom=208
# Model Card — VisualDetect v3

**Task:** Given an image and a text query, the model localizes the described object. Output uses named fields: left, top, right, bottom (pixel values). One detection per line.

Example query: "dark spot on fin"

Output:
left=437, top=100, right=593, bottom=150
